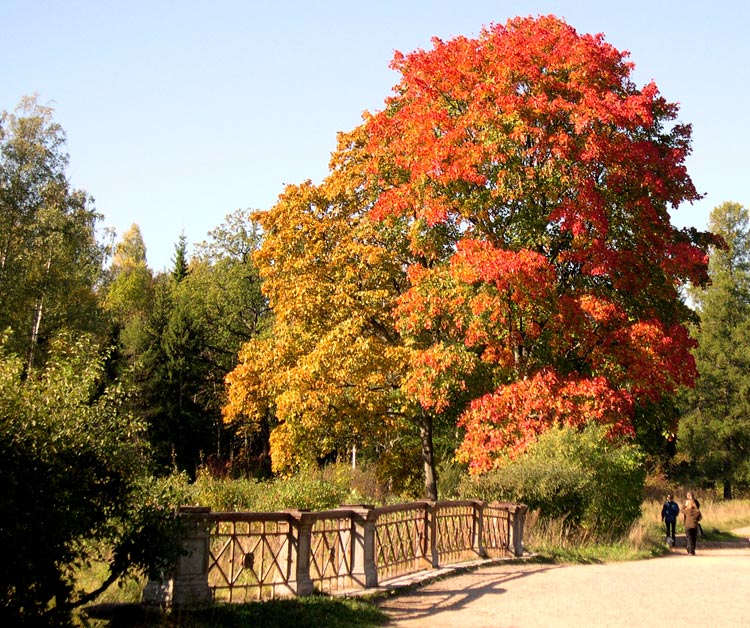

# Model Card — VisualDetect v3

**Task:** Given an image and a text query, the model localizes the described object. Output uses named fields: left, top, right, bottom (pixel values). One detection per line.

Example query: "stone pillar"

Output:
left=472, top=500, right=487, bottom=558
left=427, top=502, right=440, bottom=569
left=343, top=505, right=378, bottom=589
left=510, top=504, right=528, bottom=557
left=144, top=507, right=212, bottom=608
left=172, top=508, right=212, bottom=608
left=291, top=510, right=314, bottom=596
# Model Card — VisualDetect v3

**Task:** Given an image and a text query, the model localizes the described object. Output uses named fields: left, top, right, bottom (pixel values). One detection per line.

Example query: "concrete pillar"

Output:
left=510, top=504, right=528, bottom=557
left=472, top=500, right=487, bottom=558
left=143, top=507, right=212, bottom=609
left=343, top=505, right=378, bottom=589
left=291, top=511, right=314, bottom=596
left=427, top=502, right=440, bottom=569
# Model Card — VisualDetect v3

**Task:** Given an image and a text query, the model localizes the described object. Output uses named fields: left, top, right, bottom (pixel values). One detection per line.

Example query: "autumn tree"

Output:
left=362, top=15, right=718, bottom=473
left=0, top=97, right=105, bottom=370
left=225, top=16, right=718, bottom=495
left=679, top=202, right=750, bottom=498
left=224, top=130, right=425, bottom=488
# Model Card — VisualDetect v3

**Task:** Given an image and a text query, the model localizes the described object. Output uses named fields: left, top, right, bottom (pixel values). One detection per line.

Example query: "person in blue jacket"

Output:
left=661, top=493, right=680, bottom=545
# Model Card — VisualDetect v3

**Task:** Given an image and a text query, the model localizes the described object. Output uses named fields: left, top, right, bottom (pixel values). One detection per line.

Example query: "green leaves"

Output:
left=679, top=202, right=750, bottom=497
left=0, top=336, right=177, bottom=626
left=0, top=97, right=105, bottom=370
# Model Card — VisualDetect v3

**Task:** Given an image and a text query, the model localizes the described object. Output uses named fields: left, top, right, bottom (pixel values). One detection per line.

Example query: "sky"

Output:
left=3, top=0, right=748, bottom=271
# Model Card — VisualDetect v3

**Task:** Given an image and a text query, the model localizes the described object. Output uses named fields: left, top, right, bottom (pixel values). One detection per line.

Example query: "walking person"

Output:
left=686, top=491, right=704, bottom=537
left=661, top=493, right=680, bottom=546
left=682, top=495, right=702, bottom=555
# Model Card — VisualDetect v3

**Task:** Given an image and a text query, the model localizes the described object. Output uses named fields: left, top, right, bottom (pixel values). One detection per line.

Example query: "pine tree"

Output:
left=171, top=233, right=189, bottom=284
left=680, top=202, right=750, bottom=498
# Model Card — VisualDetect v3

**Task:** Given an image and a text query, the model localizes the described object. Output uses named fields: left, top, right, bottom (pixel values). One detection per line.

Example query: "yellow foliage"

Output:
left=224, top=126, right=414, bottom=474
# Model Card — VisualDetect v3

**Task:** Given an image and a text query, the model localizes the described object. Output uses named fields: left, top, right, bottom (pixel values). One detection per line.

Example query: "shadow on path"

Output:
left=377, top=563, right=557, bottom=624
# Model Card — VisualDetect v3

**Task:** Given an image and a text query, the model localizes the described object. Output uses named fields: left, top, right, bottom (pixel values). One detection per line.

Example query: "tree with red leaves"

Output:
left=363, top=15, right=719, bottom=473
left=226, top=15, right=719, bottom=497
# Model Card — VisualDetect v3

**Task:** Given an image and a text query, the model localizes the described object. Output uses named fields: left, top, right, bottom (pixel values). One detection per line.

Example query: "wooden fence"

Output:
left=143, top=500, right=527, bottom=608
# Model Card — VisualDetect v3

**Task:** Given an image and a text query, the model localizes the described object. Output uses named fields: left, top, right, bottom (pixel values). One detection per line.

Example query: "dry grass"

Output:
left=641, top=495, right=750, bottom=534
left=523, top=509, right=661, bottom=562
left=524, top=495, right=750, bottom=563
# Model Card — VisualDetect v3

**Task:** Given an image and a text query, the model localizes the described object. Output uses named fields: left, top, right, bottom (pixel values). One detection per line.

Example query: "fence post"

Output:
left=143, top=506, right=212, bottom=608
left=291, top=510, right=315, bottom=596
left=509, top=504, right=528, bottom=557
left=427, top=502, right=440, bottom=568
left=342, top=505, right=378, bottom=589
left=472, top=501, right=487, bottom=558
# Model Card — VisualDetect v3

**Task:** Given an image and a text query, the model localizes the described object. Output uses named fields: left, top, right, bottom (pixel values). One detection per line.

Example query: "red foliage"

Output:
left=363, top=15, right=717, bottom=470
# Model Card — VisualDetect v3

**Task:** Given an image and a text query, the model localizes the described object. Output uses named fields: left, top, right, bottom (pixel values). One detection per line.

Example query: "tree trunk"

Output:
left=418, top=412, right=438, bottom=501
left=27, top=298, right=44, bottom=371
left=27, top=251, right=52, bottom=371
left=723, top=478, right=733, bottom=500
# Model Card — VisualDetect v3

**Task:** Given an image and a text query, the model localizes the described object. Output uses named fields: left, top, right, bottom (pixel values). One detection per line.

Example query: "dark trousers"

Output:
left=685, top=527, right=698, bottom=554
left=664, top=520, right=676, bottom=541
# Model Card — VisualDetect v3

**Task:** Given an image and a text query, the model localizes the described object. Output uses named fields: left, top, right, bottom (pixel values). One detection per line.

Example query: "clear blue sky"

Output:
left=3, top=0, right=747, bottom=271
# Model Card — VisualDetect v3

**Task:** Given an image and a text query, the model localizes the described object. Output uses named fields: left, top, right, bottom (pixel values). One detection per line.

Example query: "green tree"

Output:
left=679, top=201, right=750, bottom=498
left=0, top=336, right=180, bottom=627
left=0, top=96, right=105, bottom=370
left=184, top=210, right=270, bottom=470
left=102, top=223, right=154, bottom=359
left=171, top=232, right=189, bottom=284
left=132, top=272, right=208, bottom=473
left=119, top=219, right=267, bottom=476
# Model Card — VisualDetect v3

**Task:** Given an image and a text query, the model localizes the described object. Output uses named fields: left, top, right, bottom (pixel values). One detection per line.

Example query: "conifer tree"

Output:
left=680, top=202, right=750, bottom=498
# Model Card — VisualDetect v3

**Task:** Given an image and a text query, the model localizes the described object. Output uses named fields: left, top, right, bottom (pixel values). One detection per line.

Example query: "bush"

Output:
left=0, top=338, right=181, bottom=628
left=460, top=424, right=645, bottom=536
left=186, top=463, right=376, bottom=512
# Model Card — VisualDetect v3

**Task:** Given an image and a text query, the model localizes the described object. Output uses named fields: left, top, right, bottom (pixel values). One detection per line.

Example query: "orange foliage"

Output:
left=225, top=15, right=720, bottom=476
left=361, top=15, right=718, bottom=470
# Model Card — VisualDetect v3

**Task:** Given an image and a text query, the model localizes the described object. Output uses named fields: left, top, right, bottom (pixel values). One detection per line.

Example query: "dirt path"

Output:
left=377, top=532, right=750, bottom=627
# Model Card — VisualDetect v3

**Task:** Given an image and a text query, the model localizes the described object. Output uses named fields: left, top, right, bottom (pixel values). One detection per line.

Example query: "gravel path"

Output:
left=377, top=531, right=750, bottom=627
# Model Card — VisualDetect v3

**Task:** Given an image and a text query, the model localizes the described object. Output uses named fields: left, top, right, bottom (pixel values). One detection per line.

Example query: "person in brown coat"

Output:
left=683, top=497, right=702, bottom=555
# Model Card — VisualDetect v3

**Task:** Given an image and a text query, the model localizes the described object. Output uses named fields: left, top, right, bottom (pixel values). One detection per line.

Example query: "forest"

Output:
left=2, top=15, right=750, bottom=628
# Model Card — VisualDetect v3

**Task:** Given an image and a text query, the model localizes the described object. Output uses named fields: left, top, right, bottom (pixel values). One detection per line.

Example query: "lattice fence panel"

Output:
left=482, top=504, right=512, bottom=557
left=375, top=507, right=429, bottom=580
left=207, top=518, right=294, bottom=602
left=434, top=503, right=476, bottom=564
left=309, top=516, right=354, bottom=593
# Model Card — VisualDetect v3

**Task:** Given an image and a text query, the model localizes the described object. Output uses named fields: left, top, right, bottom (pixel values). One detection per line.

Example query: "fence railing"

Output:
left=143, top=500, right=527, bottom=608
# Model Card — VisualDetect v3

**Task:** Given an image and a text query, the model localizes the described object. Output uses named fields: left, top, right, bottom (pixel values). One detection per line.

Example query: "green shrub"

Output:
left=186, top=464, right=367, bottom=512
left=460, top=424, right=645, bottom=536
left=0, top=338, right=182, bottom=628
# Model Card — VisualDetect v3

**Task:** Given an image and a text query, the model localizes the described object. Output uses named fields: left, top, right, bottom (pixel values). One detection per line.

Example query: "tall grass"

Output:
left=641, top=496, right=750, bottom=535
left=525, top=495, right=750, bottom=563
left=523, top=509, right=664, bottom=563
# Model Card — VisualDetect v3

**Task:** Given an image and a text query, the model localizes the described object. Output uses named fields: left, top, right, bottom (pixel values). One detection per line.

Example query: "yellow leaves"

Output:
left=223, top=139, right=414, bottom=474
left=222, top=337, right=276, bottom=429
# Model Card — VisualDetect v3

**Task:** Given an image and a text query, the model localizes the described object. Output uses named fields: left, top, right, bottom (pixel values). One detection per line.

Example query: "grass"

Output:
left=523, top=509, right=665, bottom=564
left=640, top=496, right=750, bottom=536
left=79, top=595, right=388, bottom=627
left=524, top=496, right=750, bottom=564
